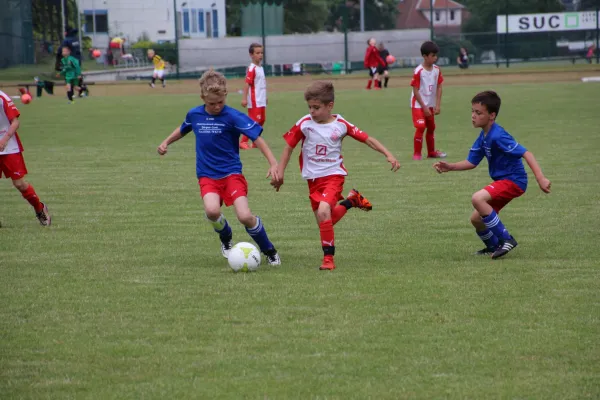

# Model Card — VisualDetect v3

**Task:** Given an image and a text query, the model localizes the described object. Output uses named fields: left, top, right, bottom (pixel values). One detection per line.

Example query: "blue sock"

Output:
left=476, top=228, right=499, bottom=249
left=208, top=214, right=232, bottom=243
left=245, top=216, right=274, bottom=253
left=481, top=210, right=511, bottom=241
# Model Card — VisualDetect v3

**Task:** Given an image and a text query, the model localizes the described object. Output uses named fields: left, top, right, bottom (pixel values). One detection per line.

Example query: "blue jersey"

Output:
left=180, top=105, right=263, bottom=179
left=467, top=123, right=528, bottom=191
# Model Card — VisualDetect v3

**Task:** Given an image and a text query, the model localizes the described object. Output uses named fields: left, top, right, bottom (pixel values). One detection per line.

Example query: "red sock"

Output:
left=367, top=80, right=373, bottom=89
left=414, top=128, right=425, bottom=155
left=426, top=130, right=435, bottom=155
left=21, top=184, right=43, bottom=212
left=332, top=205, right=347, bottom=225
left=319, top=219, right=335, bottom=248
left=241, top=135, right=249, bottom=144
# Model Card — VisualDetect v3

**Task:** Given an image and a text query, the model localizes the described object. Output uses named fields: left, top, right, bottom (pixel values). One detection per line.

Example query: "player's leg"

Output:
left=373, top=72, right=381, bottom=89
left=150, top=71, right=157, bottom=88
left=158, top=70, right=166, bottom=88
left=471, top=210, right=499, bottom=255
left=383, top=70, right=390, bottom=88
left=471, top=185, right=518, bottom=259
left=228, top=175, right=280, bottom=265
left=251, top=108, right=265, bottom=148
left=425, top=112, right=446, bottom=158
left=314, top=201, right=336, bottom=270
left=412, top=108, right=426, bottom=160
left=11, top=174, right=50, bottom=226
left=65, top=82, right=74, bottom=102
left=200, top=177, right=233, bottom=257
left=367, top=68, right=376, bottom=89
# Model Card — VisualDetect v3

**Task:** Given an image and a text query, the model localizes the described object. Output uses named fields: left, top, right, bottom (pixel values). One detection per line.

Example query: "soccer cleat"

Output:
left=265, top=249, right=281, bottom=266
left=491, top=237, right=518, bottom=259
left=239, top=142, right=251, bottom=150
left=149, top=82, right=155, bottom=88
left=427, top=150, right=447, bottom=159
left=346, top=189, right=372, bottom=211
left=474, top=247, right=495, bottom=256
left=319, top=256, right=336, bottom=270
left=36, top=203, right=51, bottom=226
left=162, top=81, right=166, bottom=88
left=221, top=239, right=233, bottom=258
left=251, top=143, right=258, bottom=148
left=412, top=154, right=423, bottom=161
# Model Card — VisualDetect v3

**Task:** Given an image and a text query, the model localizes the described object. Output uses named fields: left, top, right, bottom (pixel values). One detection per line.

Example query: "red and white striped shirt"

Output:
left=410, top=64, right=443, bottom=109
left=0, top=90, right=23, bottom=155
left=245, top=63, right=267, bottom=109
left=283, top=114, right=369, bottom=180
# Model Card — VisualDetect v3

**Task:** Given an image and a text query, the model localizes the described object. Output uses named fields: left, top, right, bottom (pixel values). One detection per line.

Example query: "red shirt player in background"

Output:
left=271, top=81, right=400, bottom=271
left=0, top=90, right=51, bottom=227
left=364, top=38, right=386, bottom=90
left=241, top=43, right=267, bottom=149
left=410, top=41, right=447, bottom=160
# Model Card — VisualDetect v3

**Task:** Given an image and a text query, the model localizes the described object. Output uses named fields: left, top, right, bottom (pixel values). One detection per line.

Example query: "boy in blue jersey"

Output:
left=157, top=70, right=281, bottom=265
left=433, top=91, right=551, bottom=259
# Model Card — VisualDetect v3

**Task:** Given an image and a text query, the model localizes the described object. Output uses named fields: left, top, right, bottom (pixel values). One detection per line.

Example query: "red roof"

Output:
left=396, top=0, right=430, bottom=29
left=417, top=0, right=466, bottom=10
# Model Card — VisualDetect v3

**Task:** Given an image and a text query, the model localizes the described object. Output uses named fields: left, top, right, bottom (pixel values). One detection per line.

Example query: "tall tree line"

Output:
left=32, top=0, right=80, bottom=43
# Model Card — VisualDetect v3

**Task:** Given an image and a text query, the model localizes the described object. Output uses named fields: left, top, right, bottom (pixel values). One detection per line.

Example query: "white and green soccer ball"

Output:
left=228, top=242, right=261, bottom=272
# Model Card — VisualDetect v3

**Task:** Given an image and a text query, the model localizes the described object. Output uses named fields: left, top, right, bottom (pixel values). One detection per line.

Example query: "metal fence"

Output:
left=0, top=0, right=34, bottom=68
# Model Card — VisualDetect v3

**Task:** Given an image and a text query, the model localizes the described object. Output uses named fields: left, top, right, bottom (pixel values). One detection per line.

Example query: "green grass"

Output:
left=1, top=82, right=599, bottom=399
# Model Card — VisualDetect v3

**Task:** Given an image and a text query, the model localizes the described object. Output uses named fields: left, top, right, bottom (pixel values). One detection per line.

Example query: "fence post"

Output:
left=429, top=0, right=434, bottom=41
left=343, top=1, right=349, bottom=74
left=261, top=0, right=266, bottom=67
left=596, top=6, right=599, bottom=64
left=173, top=0, right=180, bottom=79
left=505, top=0, right=509, bottom=68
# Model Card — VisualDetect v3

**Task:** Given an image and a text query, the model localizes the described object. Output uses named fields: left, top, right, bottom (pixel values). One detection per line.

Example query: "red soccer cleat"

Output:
left=239, top=142, right=251, bottom=150
left=427, top=150, right=447, bottom=159
left=319, top=256, right=336, bottom=270
left=412, top=154, right=423, bottom=161
left=251, top=142, right=258, bottom=148
left=346, top=189, right=372, bottom=211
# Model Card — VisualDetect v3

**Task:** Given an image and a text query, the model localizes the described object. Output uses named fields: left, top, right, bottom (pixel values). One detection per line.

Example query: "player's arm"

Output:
left=435, top=84, right=443, bottom=115
left=252, top=137, right=279, bottom=182
left=433, top=160, right=476, bottom=173
left=523, top=151, right=551, bottom=193
left=364, top=136, right=400, bottom=172
left=157, top=126, right=185, bottom=155
left=271, top=144, right=294, bottom=191
left=0, top=117, right=19, bottom=152
left=412, top=86, right=431, bottom=117
left=241, top=83, right=250, bottom=108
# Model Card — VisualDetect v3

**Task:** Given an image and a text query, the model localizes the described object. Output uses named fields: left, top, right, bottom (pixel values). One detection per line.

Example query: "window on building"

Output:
left=183, top=9, right=190, bottom=34
left=450, top=10, right=455, bottom=20
left=191, top=8, right=198, bottom=33
left=212, top=9, right=219, bottom=37
left=83, top=10, right=108, bottom=33
left=435, top=11, right=440, bottom=22
left=198, top=10, right=205, bottom=32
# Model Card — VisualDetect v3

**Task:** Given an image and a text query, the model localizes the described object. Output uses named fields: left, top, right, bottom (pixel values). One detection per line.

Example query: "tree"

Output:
left=326, top=0, right=398, bottom=32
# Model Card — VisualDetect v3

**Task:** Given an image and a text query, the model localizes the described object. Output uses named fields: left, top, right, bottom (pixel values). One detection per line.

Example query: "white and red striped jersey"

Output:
left=0, top=90, right=23, bottom=155
left=283, top=114, right=369, bottom=180
left=245, top=63, right=267, bottom=108
left=410, top=64, right=443, bottom=109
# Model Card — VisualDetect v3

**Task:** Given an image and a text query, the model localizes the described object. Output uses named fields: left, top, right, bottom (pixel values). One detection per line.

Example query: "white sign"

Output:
left=497, top=11, right=599, bottom=34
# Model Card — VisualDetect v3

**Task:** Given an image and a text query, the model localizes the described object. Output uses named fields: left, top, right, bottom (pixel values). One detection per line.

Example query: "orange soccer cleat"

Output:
left=346, top=189, right=372, bottom=211
left=319, top=256, right=336, bottom=270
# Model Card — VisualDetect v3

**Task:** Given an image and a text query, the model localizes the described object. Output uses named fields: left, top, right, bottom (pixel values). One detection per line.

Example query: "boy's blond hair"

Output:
left=304, top=81, right=335, bottom=104
left=199, top=70, right=228, bottom=98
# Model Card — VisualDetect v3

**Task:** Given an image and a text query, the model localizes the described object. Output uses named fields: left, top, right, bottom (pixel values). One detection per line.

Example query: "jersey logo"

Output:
left=315, top=145, right=327, bottom=156
left=428, top=84, right=434, bottom=93
left=331, top=128, right=341, bottom=141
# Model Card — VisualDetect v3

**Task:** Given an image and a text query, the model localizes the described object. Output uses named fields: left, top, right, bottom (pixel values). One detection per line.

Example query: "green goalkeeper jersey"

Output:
left=60, top=55, right=81, bottom=80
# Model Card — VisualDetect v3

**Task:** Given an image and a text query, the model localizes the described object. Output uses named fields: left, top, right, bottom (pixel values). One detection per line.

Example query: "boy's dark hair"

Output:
left=420, top=41, right=439, bottom=56
left=304, top=81, right=335, bottom=104
left=249, top=43, right=263, bottom=54
left=62, top=45, right=72, bottom=52
left=472, top=91, right=501, bottom=116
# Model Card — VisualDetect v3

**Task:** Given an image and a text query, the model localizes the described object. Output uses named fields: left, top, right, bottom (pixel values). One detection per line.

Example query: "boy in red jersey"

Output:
left=271, top=81, right=400, bottom=271
left=0, top=90, right=51, bottom=227
left=364, top=38, right=386, bottom=90
left=240, top=43, right=267, bottom=149
left=410, top=41, right=446, bottom=160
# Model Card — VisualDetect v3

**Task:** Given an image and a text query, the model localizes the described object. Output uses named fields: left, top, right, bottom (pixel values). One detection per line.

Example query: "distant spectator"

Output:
left=55, top=27, right=82, bottom=71
left=586, top=44, right=596, bottom=64
left=457, top=47, right=469, bottom=69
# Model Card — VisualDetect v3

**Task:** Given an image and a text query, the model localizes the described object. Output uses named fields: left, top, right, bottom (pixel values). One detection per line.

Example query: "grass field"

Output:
left=1, top=80, right=599, bottom=399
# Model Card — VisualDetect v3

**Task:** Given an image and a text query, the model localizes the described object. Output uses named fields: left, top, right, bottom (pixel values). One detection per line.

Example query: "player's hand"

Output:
left=266, top=164, right=279, bottom=183
left=157, top=142, right=168, bottom=155
left=434, top=106, right=441, bottom=115
left=241, top=99, right=248, bottom=108
left=0, top=138, right=8, bottom=152
left=271, top=176, right=284, bottom=192
left=537, top=176, right=552, bottom=193
left=387, top=156, right=400, bottom=172
left=423, top=108, right=432, bottom=117
left=433, top=161, right=452, bottom=173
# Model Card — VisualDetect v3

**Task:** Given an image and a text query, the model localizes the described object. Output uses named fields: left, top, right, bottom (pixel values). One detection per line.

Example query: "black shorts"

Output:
left=377, top=66, right=388, bottom=74
left=368, top=67, right=378, bottom=77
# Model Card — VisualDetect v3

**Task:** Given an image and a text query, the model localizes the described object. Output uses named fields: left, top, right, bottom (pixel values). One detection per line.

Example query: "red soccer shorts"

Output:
left=412, top=107, right=435, bottom=129
left=0, top=153, right=28, bottom=180
left=248, top=107, right=266, bottom=126
left=483, top=179, right=525, bottom=212
left=307, top=175, right=345, bottom=211
left=199, top=174, right=248, bottom=207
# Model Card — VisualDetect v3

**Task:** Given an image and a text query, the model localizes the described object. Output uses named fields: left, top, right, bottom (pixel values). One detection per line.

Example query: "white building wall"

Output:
left=421, top=9, right=462, bottom=26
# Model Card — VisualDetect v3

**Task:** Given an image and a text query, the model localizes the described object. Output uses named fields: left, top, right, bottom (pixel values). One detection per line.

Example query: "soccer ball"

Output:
left=21, top=94, right=32, bottom=104
left=228, top=242, right=261, bottom=272
left=386, top=55, right=396, bottom=65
